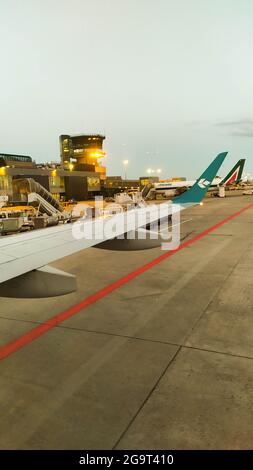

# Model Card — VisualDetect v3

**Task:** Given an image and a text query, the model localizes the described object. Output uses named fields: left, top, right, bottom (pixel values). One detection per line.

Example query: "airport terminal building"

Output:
left=0, top=151, right=102, bottom=202
left=0, top=138, right=162, bottom=202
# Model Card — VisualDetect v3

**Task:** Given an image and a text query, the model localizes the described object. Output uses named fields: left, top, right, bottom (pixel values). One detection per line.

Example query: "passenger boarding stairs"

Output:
left=14, top=178, right=69, bottom=220
left=28, top=192, right=63, bottom=218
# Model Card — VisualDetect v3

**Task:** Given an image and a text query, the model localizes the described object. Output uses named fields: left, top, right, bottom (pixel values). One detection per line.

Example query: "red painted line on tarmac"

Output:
left=1, top=203, right=252, bottom=361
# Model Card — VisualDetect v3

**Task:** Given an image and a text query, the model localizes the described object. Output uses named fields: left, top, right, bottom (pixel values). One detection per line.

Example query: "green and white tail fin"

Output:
left=220, top=159, right=245, bottom=186
left=173, top=152, right=228, bottom=206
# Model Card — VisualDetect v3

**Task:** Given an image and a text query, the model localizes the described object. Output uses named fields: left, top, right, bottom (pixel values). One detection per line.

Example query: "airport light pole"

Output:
left=123, top=160, right=129, bottom=180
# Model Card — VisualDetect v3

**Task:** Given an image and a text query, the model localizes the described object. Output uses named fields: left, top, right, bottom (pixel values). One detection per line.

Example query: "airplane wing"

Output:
left=0, top=152, right=227, bottom=298
left=0, top=203, right=174, bottom=284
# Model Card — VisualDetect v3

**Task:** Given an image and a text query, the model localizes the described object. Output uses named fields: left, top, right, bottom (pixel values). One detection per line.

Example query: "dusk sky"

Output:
left=1, top=0, right=253, bottom=178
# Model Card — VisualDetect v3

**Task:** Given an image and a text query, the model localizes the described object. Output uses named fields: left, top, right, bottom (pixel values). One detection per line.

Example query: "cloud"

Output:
left=231, top=130, right=253, bottom=137
left=215, top=118, right=253, bottom=137
left=215, top=118, right=253, bottom=127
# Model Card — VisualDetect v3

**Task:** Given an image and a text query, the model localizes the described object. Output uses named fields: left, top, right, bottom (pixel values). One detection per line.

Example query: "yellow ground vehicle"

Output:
left=0, top=205, right=36, bottom=215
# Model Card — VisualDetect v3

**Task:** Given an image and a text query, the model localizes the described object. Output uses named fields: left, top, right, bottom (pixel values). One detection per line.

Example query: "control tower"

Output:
left=59, top=134, right=106, bottom=180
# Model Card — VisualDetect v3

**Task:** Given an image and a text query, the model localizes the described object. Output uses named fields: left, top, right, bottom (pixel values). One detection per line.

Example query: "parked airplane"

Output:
left=148, top=158, right=245, bottom=198
left=0, top=152, right=228, bottom=298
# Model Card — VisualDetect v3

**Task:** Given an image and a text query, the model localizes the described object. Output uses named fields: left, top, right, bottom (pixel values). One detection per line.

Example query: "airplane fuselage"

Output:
left=153, top=177, right=222, bottom=197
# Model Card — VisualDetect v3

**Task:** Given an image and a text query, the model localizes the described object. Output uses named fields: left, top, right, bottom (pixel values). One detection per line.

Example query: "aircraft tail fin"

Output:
left=172, top=152, right=228, bottom=206
left=220, top=159, right=245, bottom=186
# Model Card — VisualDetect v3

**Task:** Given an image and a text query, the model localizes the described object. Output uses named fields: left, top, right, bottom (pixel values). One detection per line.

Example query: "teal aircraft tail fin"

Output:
left=173, top=152, right=228, bottom=206
left=220, top=158, right=245, bottom=186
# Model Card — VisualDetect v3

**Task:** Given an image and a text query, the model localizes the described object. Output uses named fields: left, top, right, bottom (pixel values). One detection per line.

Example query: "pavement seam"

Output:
left=112, top=346, right=182, bottom=450
left=1, top=315, right=253, bottom=362
left=54, top=325, right=253, bottom=361
left=181, top=344, right=253, bottom=361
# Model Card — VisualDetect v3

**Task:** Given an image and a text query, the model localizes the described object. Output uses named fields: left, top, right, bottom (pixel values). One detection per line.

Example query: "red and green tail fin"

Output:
left=221, top=159, right=245, bottom=186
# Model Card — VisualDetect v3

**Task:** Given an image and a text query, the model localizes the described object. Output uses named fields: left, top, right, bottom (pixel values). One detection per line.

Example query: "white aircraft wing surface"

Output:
left=0, top=202, right=173, bottom=284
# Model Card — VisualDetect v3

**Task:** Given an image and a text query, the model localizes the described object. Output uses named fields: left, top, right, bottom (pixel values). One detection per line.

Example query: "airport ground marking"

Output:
left=1, top=202, right=253, bottom=361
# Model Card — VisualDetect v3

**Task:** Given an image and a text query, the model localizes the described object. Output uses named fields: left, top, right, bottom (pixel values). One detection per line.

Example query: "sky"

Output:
left=1, top=0, right=253, bottom=178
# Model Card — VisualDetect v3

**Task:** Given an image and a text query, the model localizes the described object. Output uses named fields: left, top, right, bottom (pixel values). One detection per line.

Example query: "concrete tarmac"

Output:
left=0, top=195, right=253, bottom=449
